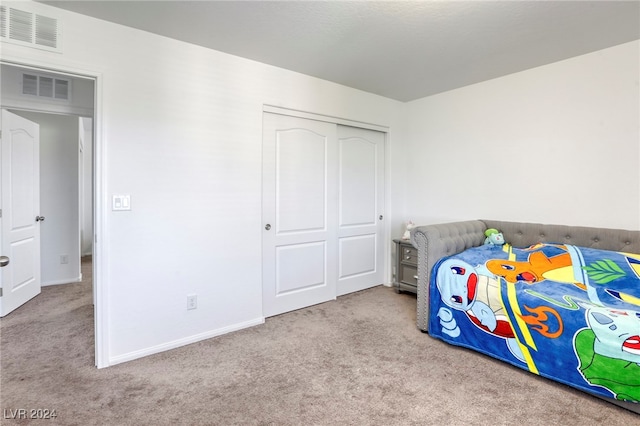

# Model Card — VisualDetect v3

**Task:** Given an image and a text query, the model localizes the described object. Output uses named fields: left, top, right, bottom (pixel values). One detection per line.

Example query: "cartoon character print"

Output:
left=575, top=304, right=640, bottom=401
left=586, top=306, right=640, bottom=363
left=487, top=247, right=570, bottom=284
left=486, top=244, right=588, bottom=292
left=435, top=258, right=524, bottom=362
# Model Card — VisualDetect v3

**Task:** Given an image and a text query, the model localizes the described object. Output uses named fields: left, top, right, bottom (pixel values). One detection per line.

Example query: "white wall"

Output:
left=1, top=2, right=405, bottom=365
left=12, top=111, right=81, bottom=286
left=403, top=40, right=640, bottom=231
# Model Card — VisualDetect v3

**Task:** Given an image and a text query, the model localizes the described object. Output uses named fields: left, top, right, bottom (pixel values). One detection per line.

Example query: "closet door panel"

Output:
left=336, top=126, right=385, bottom=296
left=262, top=113, right=337, bottom=317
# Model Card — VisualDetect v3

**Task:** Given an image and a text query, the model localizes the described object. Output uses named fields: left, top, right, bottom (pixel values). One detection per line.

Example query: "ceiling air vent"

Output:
left=22, top=73, right=70, bottom=101
left=1, top=6, right=61, bottom=52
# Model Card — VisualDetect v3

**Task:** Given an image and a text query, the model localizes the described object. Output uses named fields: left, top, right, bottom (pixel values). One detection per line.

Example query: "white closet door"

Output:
left=262, top=113, right=338, bottom=317
left=336, top=125, right=385, bottom=296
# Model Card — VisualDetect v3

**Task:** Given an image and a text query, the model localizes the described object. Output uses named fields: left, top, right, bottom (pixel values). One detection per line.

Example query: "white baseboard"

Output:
left=107, top=317, right=265, bottom=367
left=42, top=276, right=82, bottom=286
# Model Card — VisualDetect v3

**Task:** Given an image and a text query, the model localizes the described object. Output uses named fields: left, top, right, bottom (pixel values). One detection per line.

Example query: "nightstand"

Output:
left=393, top=239, right=418, bottom=294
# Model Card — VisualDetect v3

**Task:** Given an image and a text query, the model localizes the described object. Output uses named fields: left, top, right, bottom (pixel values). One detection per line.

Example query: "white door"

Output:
left=336, top=126, right=385, bottom=296
left=262, top=113, right=338, bottom=317
left=0, top=110, right=41, bottom=317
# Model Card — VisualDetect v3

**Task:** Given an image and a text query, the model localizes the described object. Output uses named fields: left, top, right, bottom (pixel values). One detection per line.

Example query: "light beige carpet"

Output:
left=1, top=259, right=637, bottom=425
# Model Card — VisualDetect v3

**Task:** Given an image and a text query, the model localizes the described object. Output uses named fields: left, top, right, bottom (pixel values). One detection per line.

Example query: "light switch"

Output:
left=112, top=195, right=131, bottom=211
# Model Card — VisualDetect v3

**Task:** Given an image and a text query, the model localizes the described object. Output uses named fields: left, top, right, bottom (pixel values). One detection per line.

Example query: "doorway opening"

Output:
left=0, top=62, right=100, bottom=366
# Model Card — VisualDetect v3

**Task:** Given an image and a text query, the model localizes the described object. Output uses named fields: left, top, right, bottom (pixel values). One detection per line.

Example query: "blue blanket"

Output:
left=429, top=243, right=640, bottom=403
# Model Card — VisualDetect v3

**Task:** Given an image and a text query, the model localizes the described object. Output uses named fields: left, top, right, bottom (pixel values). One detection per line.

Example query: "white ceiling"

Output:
left=41, top=1, right=640, bottom=102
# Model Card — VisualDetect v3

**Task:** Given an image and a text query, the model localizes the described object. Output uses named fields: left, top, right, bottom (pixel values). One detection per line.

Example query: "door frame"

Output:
left=1, top=56, right=108, bottom=368
left=262, top=104, right=393, bottom=290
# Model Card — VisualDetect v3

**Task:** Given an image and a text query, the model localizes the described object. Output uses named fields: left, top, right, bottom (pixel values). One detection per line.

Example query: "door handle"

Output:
left=0, top=256, right=9, bottom=267
left=265, top=224, right=271, bottom=231
left=36, top=216, right=45, bottom=222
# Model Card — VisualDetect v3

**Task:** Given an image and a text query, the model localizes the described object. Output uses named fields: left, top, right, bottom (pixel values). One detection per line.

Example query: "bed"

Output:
left=410, top=220, right=640, bottom=414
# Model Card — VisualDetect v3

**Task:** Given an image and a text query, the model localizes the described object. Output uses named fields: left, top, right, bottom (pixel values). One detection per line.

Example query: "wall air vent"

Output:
left=22, top=73, right=70, bottom=101
left=0, top=6, right=61, bottom=52
left=22, top=73, right=38, bottom=96
left=0, top=6, right=7, bottom=39
left=35, top=14, right=57, bottom=48
left=54, top=79, right=69, bottom=100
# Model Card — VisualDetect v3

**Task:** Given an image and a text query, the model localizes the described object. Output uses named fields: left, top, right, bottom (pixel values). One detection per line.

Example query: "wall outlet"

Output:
left=60, top=255, right=69, bottom=264
left=187, top=294, right=197, bottom=310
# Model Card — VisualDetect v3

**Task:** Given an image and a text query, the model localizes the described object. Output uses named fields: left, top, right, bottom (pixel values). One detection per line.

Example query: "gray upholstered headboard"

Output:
left=410, top=219, right=640, bottom=333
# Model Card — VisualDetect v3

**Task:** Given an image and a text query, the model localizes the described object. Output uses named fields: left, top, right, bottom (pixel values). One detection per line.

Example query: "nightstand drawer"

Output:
left=401, top=246, right=417, bottom=257
left=400, top=264, right=418, bottom=286
left=400, top=253, right=417, bottom=266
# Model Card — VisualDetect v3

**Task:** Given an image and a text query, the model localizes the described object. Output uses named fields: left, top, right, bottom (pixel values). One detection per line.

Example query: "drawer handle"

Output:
left=413, top=275, right=419, bottom=279
left=405, top=256, right=411, bottom=260
left=404, top=249, right=411, bottom=253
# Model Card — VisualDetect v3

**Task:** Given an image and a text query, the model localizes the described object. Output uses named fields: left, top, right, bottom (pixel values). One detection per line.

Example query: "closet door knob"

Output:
left=0, top=256, right=9, bottom=267
left=265, top=224, right=271, bottom=231
left=36, top=216, right=45, bottom=222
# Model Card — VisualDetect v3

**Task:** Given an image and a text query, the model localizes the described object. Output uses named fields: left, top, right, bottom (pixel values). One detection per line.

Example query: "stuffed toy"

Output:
left=402, top=221, right=416, bottom=240
left=484, top=228, right=505, bottom=246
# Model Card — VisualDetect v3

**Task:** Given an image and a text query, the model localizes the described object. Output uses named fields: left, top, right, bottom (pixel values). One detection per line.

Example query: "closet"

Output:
left=262, top=112, right=385, bottom=316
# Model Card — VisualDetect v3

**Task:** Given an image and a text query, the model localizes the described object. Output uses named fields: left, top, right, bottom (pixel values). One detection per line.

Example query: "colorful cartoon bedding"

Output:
left=429, top=243, right=640, bottom=404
